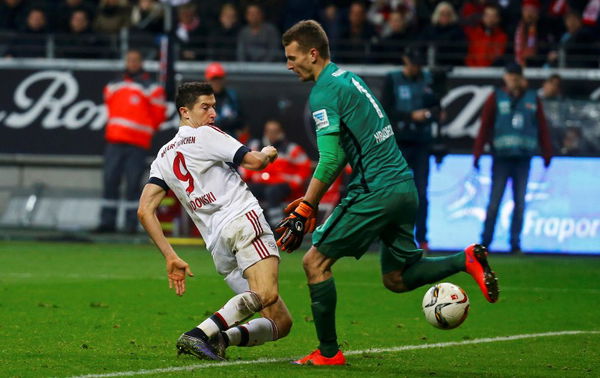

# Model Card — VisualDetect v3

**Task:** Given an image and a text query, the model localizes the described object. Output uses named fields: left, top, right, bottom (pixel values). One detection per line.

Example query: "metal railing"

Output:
left=2, top=30, right=600, bottom=69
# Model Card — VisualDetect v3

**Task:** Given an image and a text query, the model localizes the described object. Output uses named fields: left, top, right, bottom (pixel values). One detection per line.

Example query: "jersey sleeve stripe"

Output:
left=148, top=177, right=169, bottom=192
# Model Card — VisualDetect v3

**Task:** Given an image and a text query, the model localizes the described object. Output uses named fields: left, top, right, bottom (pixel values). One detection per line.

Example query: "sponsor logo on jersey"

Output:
left=312, top=109, right=330, bottom=130
left=373, top=124, right=394, bottom=144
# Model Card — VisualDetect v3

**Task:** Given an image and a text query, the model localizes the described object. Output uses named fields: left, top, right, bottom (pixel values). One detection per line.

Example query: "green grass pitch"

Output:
left=1, top=241, right=599, bottom=377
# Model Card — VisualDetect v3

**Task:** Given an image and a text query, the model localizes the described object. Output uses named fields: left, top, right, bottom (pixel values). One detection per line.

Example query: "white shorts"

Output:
left=212, top=208, right=279, bottom=290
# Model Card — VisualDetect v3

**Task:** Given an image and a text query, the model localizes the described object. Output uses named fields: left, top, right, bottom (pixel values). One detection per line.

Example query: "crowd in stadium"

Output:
left=1, top=0, right=600, bottom=67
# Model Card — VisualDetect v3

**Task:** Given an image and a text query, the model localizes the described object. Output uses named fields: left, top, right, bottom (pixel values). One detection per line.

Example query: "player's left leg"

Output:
left=176, top=257, right=279, bottom=360
left=381, top=241, right=499, bottom=303
left=379, top=180, right=498, bottom=302
left=293, top=246, right=346, bottom=365
left=380, top=225, right=465, bottom=293
left=203, top=263, right=292, bottom=357
left=218, top=256, right=292, bottom=348
left=178, top=209, right=291, bottom=360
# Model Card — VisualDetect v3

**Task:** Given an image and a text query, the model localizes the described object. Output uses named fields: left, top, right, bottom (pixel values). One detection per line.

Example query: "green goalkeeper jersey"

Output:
left=309, top=62, right=412, bottom=193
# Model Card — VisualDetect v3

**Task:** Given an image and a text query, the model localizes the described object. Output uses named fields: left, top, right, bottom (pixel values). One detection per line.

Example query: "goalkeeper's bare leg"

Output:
left=177, top=257, right=292, bottom=360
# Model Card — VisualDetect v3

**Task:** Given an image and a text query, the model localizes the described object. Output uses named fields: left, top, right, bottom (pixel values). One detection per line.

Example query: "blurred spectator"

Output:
left=57, top=10, right=108, bottom=59
left=460, top=0, right=487, bottom=27
left=336, top=1, right=377, bottom=63
left=130, top=0, right=164, bottom=34
left=56, top=0, right=96, bottom=33
left=381, top=48, right=440, bottom=252
left=237, top=3, right=280, bottom=62
left=97, top=50, right=167, bottom=234
left=512, top=0, right=556, bottom=67
left=367, top=0, right=416, bottom=34
left=5, top=7, right=48, bottom=58
left=204, top=62, right=249, bottom=143
left=208, top=3, right=241, bottom=61
left=194, top=0, right=231, bottom=30
left=0, top=0, right=28, bottom=31
left=374, top=10, right=414, bottom=64
left=318, top=2, right=345, bottom=45
left=560, top=127, right=589, bottom=156
left=239, top=0, right=284, bottom=26
left=94, top=0, right=131, bottom=34
left=547, top=11, right=599, bottom=68
left=473, top=62, right=553, bottom=254
left=242, top=119, right=312, bottom=228
left=538, top=73, right=562, bottom=100
left=419, top=1, right=467, bottom=67
left=176, top=2, right=207, bottom=61
left=464, top=4, right=507, bottom=67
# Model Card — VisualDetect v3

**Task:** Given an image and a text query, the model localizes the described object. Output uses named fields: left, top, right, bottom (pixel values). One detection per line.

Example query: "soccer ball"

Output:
left=422, top=283, right=469, bottom=330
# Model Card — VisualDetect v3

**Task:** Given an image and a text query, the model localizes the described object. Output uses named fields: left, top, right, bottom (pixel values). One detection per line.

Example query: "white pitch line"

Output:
left=71, top=330, right=599, bottom=378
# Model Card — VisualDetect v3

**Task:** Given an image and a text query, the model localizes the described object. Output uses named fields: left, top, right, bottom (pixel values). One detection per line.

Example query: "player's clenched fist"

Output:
left=261, top=145, right=278, bottom=162
left=275, top=199, right=316, bottom=252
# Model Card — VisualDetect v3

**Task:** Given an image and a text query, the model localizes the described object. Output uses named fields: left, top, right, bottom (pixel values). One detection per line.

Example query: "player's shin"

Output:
left=308, top=277, right=339, bottom=357
left=401, top=253, right=465, bottom=291
left=187, top=291, right=263, bottom=340
left=222, top=317, right=277, bottom=347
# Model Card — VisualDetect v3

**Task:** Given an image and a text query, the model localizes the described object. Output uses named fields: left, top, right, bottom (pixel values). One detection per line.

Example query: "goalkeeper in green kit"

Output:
left=277, top=20, right=499, bottom=366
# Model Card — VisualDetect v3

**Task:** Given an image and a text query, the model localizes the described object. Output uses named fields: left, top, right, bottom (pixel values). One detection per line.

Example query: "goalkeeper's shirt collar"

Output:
left=316, top=62, right=337, bottom=84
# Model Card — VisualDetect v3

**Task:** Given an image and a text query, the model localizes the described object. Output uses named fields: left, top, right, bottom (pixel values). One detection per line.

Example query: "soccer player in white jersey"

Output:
left=137, top=82, right=292, bottom=360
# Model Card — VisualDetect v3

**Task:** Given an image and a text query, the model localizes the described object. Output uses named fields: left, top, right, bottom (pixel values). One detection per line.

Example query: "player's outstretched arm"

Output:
left=240, top=146, right=278, bottom=171
left=138, top=183, right=194, bottom=296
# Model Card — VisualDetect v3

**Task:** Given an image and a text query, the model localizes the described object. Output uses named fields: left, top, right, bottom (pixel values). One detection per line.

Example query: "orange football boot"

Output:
left=293, top=349, right=346, bottom=365
left=465, top=244, right=499, bottom=303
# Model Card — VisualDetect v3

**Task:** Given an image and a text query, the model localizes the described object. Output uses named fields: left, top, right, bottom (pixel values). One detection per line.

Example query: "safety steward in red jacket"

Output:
left=96, top=50, right=167, bottom=234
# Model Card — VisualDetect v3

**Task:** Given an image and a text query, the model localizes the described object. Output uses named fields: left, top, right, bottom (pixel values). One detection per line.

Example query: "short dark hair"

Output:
left=548, top=73, right=561, bottom=82
left=282, top=20, right=330, bottom=60
left=505, top=61, right=523, bottom=75
left=175, top=82, right=214, bottom=116
left=264, top=118, right=283, bottom=129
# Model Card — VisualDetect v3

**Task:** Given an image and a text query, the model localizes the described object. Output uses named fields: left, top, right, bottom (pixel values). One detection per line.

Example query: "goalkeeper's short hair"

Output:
left=282, top=20, right=330, bottom=60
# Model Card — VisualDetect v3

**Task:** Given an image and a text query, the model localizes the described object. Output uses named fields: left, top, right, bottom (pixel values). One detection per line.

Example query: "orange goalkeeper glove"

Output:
left=282, top=197, right=317, bottom=232
left=275, top=200, right=315, bottom=252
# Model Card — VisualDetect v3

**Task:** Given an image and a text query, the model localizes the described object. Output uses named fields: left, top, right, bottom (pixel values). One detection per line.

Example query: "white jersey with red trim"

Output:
left=149, top=125, right=260, bottom=250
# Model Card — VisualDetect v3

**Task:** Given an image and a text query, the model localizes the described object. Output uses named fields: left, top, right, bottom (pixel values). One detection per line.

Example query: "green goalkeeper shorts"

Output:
left=312, top=179, right=423, bottom=274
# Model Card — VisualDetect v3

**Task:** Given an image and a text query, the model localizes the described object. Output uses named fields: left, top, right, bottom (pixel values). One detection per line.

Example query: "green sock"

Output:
left=402, top=252, right=465, bottom=290
left=308, top=277, right=339, bottom=358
